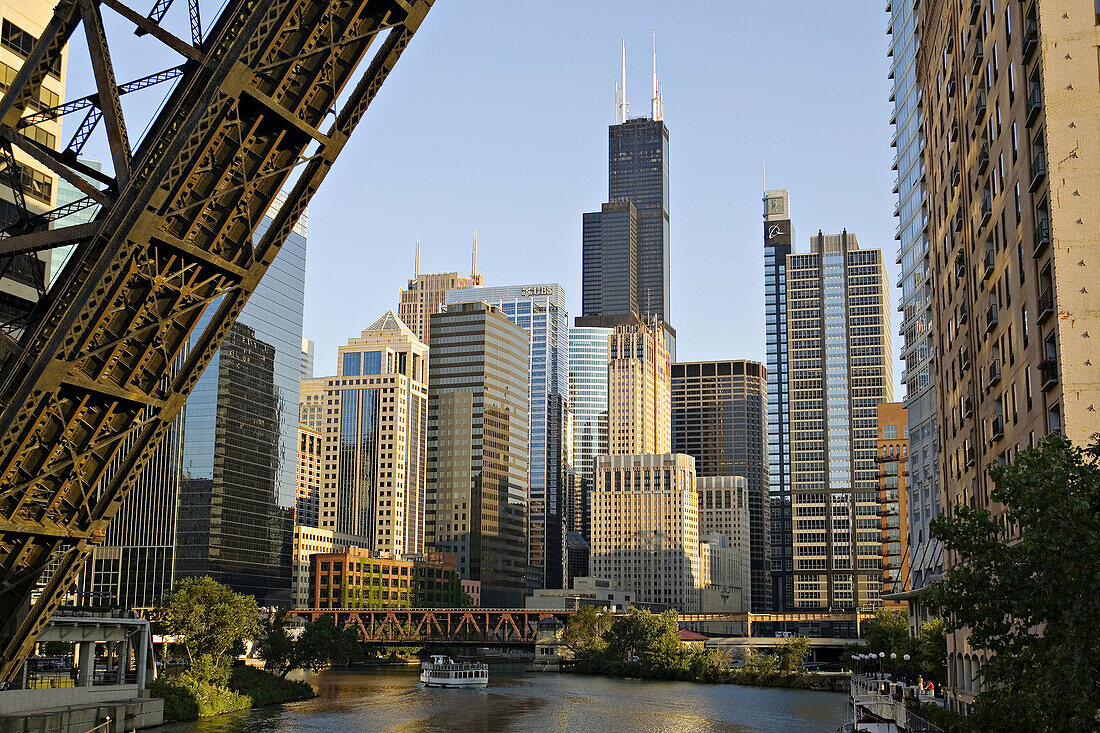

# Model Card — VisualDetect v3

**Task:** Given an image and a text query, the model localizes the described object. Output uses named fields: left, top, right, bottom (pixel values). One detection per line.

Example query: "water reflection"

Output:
left=159, top=665, right=847, bottom=733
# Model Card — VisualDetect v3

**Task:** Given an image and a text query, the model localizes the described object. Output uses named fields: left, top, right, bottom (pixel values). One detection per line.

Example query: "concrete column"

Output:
left=118, top=638, right=132, bottom=685
left=76, top=641, right=95, bottom=687
left=106, top=641, right=117, bottom=678
left=136, top=624, right=150, bottom=689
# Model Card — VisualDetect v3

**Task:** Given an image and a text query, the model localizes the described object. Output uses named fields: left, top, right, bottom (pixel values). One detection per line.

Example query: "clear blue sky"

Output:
left=66, top=0, right=901, bottom=395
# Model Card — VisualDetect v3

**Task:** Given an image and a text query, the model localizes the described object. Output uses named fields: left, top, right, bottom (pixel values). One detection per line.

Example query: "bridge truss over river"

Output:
left=0, top=0, right=436, bottom=681
left=292, top=608, right=878, bottom=645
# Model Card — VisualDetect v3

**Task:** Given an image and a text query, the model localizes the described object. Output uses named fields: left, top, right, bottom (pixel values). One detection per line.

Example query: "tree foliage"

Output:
left=292, top=615, right=362, bottom=672
left=562, top=604, right=611, bottom=654
left=156, top=576, right=261, bottom=679
left=916, top=618, right=947, bottom=685
left=863, top=607, right=913, bottom=656
left=255, top=611, right=296, bottom=677
left=566, top=607, right=728, bottom=682
left=927, top=433, right=1100, bottom=732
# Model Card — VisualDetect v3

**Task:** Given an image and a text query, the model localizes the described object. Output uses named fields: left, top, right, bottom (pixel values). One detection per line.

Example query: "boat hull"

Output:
left=420, top=676, right=488, bottom=689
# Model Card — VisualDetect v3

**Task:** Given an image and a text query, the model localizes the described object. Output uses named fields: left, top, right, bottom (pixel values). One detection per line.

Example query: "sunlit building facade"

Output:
left=445, top=283, right=571, bottom=591
left=786, top=231, right=893, bottom=610
left=569, top=324, right=613, bottom=541
left=318, top=312, right=428, bottom=556
left=426, top=302, right=530, bottom=607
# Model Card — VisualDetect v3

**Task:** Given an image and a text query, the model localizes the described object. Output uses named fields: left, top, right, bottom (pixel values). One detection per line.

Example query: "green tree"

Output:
left=292, top=615, right=362, bottom=671
left=927, top=433, right=1100, bottom=732
left=157, top=577, right=261, bottom=679
left=916, top=618, right=947, bottom=684
left=255, top=611, right=296, bottom=678
left=863, top=607, right=912, bottom=656
left=604, top=608, right=678, bottom=664
left=775, top=636, right=811, bottom=674
left=562, top=605, right=612, bottom=654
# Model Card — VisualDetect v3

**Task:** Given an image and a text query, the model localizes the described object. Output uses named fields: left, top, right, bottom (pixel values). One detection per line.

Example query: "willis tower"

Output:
left=580, top=38, right=674, bottom=357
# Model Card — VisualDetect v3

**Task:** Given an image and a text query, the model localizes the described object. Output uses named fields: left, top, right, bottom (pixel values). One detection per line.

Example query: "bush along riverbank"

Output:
left=563, top=606, right=828, bottom=689
left=151, top=664, right=315, bottom=723
left=149, top=577, right=318, bottom=722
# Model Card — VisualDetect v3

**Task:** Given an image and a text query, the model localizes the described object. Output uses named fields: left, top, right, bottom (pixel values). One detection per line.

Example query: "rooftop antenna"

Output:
left=651, top=31, right=663, bottom=121
left=415, top=233, right=420, bottom=277
left=616, top=39, right=628, bottom=123
left=472, top=229, right=478, bottom=279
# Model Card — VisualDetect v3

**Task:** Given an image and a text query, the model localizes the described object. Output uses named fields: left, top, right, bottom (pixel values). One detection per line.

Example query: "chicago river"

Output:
left=160, top=666, right=848, bottom=732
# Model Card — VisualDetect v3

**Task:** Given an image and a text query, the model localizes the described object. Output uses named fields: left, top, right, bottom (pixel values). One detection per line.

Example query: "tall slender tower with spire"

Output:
left=398, top=237, right=484, bottom=345
left=580, top=36, right=674, bottom=357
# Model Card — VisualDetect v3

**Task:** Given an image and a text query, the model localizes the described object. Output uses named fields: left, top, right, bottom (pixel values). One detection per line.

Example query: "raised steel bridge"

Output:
left=0, top=0, right=436, bottom=681
left=292, top=608, right=877, bottom=645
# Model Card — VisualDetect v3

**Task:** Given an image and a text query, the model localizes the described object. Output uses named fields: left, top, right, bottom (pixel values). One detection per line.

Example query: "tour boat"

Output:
left=419, top=655, right=489, bottom=688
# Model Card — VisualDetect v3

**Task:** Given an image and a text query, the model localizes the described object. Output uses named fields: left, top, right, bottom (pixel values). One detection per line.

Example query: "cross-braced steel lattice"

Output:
left=0, top=0, right=436, bottom=680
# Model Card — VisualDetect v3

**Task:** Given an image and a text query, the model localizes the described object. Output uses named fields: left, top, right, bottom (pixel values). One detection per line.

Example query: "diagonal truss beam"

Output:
left=19, top=66, right=187, bottom=128
left=0, top=0, right=438, bottom=684
left=80, top=0, right=132, bottom=185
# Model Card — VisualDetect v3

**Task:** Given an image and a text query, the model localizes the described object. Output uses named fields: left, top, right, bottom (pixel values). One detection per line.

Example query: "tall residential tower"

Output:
left=888, top=0, right=942, bottom=603
left=786, top=231, right=893, bottom=610
left=915, top=0, right=1100, bottom=708
left=763, top=190, right=794, bottom=610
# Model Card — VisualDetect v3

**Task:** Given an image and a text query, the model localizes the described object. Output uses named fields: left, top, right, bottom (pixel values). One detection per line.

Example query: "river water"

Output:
left=158, top=665, right=849, bottom=733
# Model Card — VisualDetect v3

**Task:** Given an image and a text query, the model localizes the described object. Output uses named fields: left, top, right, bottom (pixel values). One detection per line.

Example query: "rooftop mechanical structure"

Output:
left=0, top=0, right=436, bottom=680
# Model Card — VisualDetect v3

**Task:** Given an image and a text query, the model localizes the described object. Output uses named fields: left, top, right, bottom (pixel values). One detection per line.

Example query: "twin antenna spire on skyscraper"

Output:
left=412, top=233, right=478, bottom=279
left=617, top=32, right=663, bottom=124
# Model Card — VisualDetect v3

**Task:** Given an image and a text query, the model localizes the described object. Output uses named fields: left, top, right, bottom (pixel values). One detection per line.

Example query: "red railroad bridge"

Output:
left=291, top=608, right=875, bottom=645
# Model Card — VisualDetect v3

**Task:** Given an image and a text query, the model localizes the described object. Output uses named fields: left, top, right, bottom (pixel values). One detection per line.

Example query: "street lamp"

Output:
left=890, top=652, right=897, bottom=679
left=878, top=651, right=886, bottom=679
left=902, top=653, right=911, bottom=685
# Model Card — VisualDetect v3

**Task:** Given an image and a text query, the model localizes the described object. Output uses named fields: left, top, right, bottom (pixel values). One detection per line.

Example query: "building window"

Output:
left=1, top=20, right=61, bottom=78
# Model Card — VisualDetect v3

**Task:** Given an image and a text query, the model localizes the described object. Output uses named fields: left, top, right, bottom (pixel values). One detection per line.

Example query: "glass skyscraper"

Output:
left=569, top=324, right=613, bottom=542
left=763, top=190, right=794, bottom=610
left=445, top=284, right=570, bottom=591
left=175, top=195, right=307, bottom=607
left=426, top=302, right=530, bottom=608
left=582, top=113, right=674, bottom=357
left=888, top=0, right=940, bottom=594
left=785, top=232, right=893, bottom=610
left=671, top=360, right=770, bottom=611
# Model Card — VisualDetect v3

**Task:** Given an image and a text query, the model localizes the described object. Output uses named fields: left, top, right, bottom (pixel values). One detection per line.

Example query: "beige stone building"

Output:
left=608, top=317, right=672, bottom=455
left=915, top=0, right=1100, bottom=709
left=397, top=241, right=483, bottom=345
left=291, top=525, right=360, bottom=609
left=589, top=454, right=743, bottom=613
left=1, top=0, right=67, bottom=330
left=698, top=476, right=752, bottom=611
left=316, top=312, right=428, bottom=557
left=299, top=377, right=326, bottom=429
left=295, top=425, right=322, bottom=528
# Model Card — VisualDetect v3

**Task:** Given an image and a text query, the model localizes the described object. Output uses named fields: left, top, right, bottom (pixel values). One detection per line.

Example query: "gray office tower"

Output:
left=175, top=198, right=307, bottom=607
left=672, top=360, right=770, bottom=611
left=581, top=59, right=674, bottom=357
left=888, top=0, right=940, bottom=597
left=446, top=284, right=571, bottom=591
left=76, top=197, right=307, bottom=609
left=764, top=190, right=794, bottom=611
